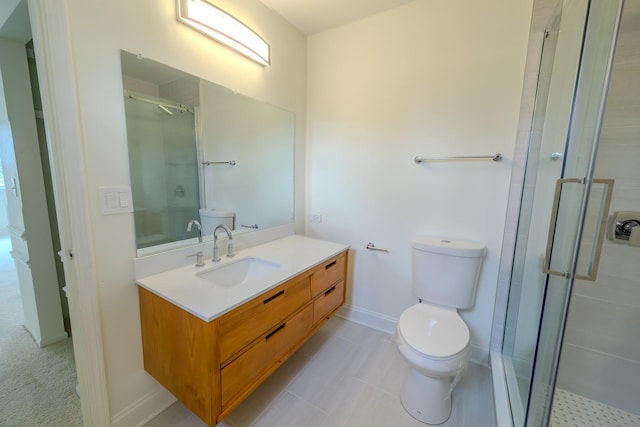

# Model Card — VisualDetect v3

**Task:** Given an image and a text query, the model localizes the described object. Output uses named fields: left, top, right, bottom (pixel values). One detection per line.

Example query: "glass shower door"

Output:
left=502, top=0, right=587, bottom=423
left=502, top=0, right=625, bottom=425
left=525, top=1, right=624, bottom=426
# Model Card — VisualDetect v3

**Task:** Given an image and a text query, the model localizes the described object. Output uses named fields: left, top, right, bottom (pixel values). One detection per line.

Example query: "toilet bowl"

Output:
left=396, top=237, right=485, bottom=425
left=396, top=303, right=470, bottom=424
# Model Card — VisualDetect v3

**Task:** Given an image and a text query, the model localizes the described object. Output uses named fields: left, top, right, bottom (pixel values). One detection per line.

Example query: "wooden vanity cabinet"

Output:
left=138, top=250, right=348, bottom=426
left=218, top=275, right=311, bottom=364
left=311, top=253, right=347, bottom=323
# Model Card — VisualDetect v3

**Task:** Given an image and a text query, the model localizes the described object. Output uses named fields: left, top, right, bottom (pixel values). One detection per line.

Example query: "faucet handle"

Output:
left=212, top=244, right=221, bottom=262
left=227, top=242, right=236, bottom=258
left=187, top=251, right=206, bottom=267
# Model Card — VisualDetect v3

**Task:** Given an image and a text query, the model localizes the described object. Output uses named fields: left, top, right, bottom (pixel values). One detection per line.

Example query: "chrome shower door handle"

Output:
left=544, top=178, right=614, bottom=281
left=574, top=179, right=614, bottom=281
left=544, top=178, right=581, bottom=279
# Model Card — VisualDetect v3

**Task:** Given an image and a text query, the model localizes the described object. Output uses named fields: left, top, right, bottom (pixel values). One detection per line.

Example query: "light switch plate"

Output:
left=99, top=186, right=134, bottom=215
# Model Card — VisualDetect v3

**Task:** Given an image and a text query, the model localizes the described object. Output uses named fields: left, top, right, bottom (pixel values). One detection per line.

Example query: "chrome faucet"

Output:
left=213, top=225, right=234, bottom=262
left=187, top=220, right=202, bottom=243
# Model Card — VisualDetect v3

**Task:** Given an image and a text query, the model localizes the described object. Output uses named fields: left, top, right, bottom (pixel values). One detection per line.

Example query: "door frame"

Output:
left=28, top=1, right=111, bottom=425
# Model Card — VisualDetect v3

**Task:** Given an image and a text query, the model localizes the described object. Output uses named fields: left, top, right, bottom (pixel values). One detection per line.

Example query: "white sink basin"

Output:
left=196, top=257, right=280, bottom=288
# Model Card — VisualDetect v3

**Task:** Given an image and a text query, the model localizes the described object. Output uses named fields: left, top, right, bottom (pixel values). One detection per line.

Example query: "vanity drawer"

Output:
left=311, top=253, right=346, bottom=297
left=221, top=304, right=313, bottom=407
left=218, top=276, right=311, bottom=363
left=313, top=279, right=345, bottom=324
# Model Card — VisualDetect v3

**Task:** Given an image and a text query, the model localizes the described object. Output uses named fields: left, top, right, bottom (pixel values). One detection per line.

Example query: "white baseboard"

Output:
left=23, top=324, right=41, bottom=346
left=111, top=386, right=176, bottom=427
left=38, top=332, right=69, bottom=348
left=336, top=304, right=397, bottom=335
left=23, top=324, right=67, bottom=348
left=470, top=344, right=490, bottom=366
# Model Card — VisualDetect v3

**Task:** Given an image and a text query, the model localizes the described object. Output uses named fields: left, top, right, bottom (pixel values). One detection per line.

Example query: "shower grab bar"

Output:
left=202, top=160, right=236, bottom=166
left=543, top=178, right=614, bottom=281
left=413, top=153, right=503, bottom=163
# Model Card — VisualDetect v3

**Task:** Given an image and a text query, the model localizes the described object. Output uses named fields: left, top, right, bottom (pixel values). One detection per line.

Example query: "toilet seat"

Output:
left=398, top=303, right=469, bottom=360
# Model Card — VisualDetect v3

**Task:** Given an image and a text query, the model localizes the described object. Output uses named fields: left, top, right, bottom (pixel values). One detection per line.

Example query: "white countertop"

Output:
left=135, top=235, right=349, bottom=322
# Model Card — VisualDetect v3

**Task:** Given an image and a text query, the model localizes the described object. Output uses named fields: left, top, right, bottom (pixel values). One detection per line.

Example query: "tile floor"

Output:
left=145, top=317, right=496, bottom=427
left=550, top=389, right=640, bottom=427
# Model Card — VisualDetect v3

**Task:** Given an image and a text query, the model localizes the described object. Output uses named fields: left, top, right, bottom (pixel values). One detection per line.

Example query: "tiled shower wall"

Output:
left=556, top=3, right=640, bottom=415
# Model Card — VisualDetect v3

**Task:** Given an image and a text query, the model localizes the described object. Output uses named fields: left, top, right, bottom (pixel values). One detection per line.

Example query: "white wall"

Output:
left=306, top=0, right=533, bottom=361
left=63, top=0, right=306, bottom=423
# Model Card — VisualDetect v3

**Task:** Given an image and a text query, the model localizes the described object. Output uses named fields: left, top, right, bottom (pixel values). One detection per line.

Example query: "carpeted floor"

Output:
left=0, top=236, right=82, bottom=427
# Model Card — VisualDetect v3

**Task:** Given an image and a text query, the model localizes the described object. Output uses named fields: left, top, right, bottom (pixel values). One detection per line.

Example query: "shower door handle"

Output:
left=544, top=178, right=614, bottom=281
left=544, top=178, right=581, bottom=279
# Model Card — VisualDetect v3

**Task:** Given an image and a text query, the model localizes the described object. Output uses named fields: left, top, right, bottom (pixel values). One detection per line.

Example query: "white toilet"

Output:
left=199, top=208, right=235, bottom=235
left=396, top=236, right=486, bottom=424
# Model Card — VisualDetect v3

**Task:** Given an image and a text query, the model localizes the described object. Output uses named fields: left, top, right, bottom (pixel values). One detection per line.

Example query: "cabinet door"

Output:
left=139, top=287, right=217, bottom=425
left=311, top=253, right=346, bottom=297
left=313, top=279, right=345, bottom=324
left=220, top=305, right=313, bottom=407
left=218, top=276, right=311, bottom=363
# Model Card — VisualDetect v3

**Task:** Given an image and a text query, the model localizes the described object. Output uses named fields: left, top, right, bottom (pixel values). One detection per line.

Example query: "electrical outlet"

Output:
left=311, top=213, right=322, bottom=224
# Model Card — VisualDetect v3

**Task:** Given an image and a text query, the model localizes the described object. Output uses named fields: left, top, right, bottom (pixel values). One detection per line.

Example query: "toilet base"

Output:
left=400, top=368, right=452, bottom=425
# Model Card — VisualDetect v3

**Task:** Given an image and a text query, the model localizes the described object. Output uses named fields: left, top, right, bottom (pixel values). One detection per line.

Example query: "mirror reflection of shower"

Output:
left=123, top=91, right=200, bottom=250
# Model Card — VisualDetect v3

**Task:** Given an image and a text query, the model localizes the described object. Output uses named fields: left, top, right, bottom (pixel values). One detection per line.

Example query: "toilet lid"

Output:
left=398, top=304, right=470, bottom=359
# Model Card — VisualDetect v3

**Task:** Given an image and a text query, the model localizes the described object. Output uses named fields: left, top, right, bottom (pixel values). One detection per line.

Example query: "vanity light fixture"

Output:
left=177, top=0, right=270, bottom=66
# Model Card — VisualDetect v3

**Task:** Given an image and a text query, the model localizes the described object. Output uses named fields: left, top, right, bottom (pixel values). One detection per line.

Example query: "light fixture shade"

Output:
left=177, top=0, right=270, bottom=66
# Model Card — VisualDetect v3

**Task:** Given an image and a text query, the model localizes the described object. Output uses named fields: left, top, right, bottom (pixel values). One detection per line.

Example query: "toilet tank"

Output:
left=412, top=237, right=486, bottom=309
left=199, top=208, right=235, bottom=235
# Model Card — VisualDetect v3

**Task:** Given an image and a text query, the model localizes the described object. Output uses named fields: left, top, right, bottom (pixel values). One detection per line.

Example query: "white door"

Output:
left=0, top=38, right=66, bottom=347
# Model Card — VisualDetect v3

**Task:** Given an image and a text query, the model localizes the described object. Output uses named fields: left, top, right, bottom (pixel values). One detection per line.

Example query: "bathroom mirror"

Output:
left=120, top=51, right=294, bottom=256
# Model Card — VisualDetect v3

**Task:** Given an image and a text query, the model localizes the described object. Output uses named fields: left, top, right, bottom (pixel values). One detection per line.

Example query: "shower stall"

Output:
left=495, top=0, right=640, bottom=426
left=124, top=92, right=200, bottom=250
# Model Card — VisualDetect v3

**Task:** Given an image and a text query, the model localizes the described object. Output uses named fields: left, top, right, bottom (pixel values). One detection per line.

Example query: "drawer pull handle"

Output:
left=324, top=285, right=336, bottom=296
left=263, top=290, right=285, bottom=304
left=266, top=323, right=286, bottom=340
left=325, top=260, right=337, bottom=270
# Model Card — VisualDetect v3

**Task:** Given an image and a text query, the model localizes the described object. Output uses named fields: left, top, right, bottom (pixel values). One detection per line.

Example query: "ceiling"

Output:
left=258, top=0, right=416, bottom=35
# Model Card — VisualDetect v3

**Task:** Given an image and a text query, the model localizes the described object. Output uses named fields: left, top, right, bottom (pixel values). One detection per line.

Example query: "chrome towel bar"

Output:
left=413, top=153, right=503, bottom=163
left=202, top=160, right=236, bottom=166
